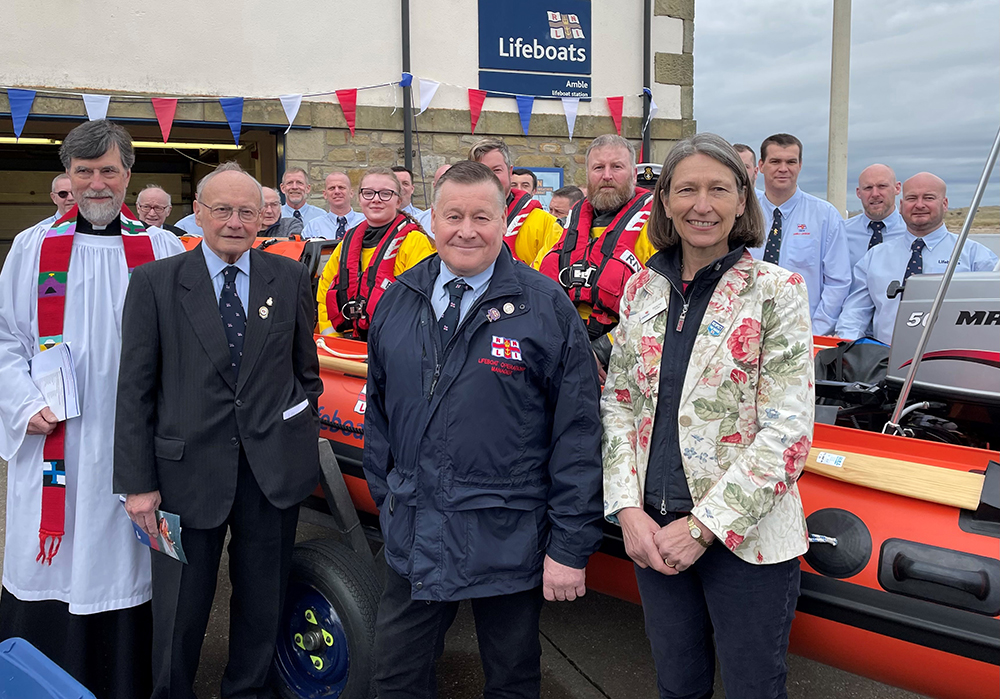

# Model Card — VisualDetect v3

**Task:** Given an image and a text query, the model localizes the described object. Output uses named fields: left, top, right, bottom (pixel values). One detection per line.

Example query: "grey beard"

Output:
left=78, top=194, right=123, bottom=226
left=589, top=185, right=633, bottom=213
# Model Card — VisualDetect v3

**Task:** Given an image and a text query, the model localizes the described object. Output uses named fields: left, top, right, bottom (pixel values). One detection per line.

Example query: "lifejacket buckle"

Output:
left=559, top=262, right=597, bottom=289
left=341, top=298, right=367, bottom=322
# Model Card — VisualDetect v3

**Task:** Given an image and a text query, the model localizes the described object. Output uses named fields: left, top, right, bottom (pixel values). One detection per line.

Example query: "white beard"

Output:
left=78, top=191, right=123, bottom=226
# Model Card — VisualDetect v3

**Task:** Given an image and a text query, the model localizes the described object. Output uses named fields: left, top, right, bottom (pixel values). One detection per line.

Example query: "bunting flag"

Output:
left=151, top=98, right=177, bottom=142
left=561, top=97, right=580, bottom=140
left=279, top=94, right=303, bottom=134
left=82, top=94, right=110, bottom=121
left=417, top=78, right=440, bottom=116
left=400, top=72, right=413, bottom=88
left=468, top=89, right=486, bottom=134
left=7, top=88, right=36, bottom=139
left=642, top=87, right=659, bottom=136
left=606, top=96, right=624, bottom=135
left=336, top=88, right=357, bottom=136
left=515, top=95, right=534, bottom=135
left=219, top=97, right=244, bottom=144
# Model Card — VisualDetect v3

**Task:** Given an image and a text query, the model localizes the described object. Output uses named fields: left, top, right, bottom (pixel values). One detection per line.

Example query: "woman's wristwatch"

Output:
left=687, top=516, right=712, bottom=548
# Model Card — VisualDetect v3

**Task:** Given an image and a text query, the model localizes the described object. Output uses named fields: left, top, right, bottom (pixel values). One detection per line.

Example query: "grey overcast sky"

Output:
left=692, top=0, right=999, bottom=212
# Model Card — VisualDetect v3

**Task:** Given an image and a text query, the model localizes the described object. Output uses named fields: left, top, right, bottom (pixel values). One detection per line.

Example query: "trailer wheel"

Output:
left=273, top=538, right=380, bottom=699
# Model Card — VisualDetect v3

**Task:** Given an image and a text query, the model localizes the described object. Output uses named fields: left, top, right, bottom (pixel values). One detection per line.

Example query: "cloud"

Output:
left=693, top=0, right=999, bottom=209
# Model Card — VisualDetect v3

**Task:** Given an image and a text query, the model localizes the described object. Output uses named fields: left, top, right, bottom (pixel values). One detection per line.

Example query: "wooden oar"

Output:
left=318, top=355, right=368, bottom=377
left=805, top=448, right=985, bottom=511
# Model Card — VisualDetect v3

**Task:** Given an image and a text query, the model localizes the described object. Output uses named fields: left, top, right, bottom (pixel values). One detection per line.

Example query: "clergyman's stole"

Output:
left=34, top=205, right=154, bottom=565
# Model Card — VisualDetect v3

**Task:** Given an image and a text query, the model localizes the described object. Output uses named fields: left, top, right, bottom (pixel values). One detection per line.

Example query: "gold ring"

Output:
left=664, top=558, right=676, bottom=568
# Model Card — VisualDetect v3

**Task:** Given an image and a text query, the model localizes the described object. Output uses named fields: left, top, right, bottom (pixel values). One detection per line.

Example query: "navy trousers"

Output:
left=374, top=567, right=544, bottom=699
left=634, top=510, right=800, bottom=699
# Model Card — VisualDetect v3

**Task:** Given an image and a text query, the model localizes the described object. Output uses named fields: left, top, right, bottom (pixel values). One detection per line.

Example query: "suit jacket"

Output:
left=601, top=251, right=814, bottom=565
left=261, top=217, right=304, bottom=238
left=114, top=244, right=322, bottom=529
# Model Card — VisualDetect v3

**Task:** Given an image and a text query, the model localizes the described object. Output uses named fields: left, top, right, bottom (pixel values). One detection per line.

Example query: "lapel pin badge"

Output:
left=707, top=320, right=724, bottom=336
left=266, top=297, right=273, bottom=307
left=503, top=303, right=515, bottom=315
left=486, top=308, right=501, bottom=322
left=259, top=306, right=269, bottom=319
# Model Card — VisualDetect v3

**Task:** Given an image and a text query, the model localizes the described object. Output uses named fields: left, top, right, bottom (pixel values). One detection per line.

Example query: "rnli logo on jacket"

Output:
left=794, top=224, right=809, bottom=235
left=491, top=335, right=522, bottom=360
left=507, top=211, right=531, bottom=236
left=548, top=11, right=585, bottom=40
left=619, top=249, right=642, bottom=273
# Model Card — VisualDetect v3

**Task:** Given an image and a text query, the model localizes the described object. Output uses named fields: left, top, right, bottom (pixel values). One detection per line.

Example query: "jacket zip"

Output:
left=662, top=276, right=688, bottom=516
left=426, top=292, right=495, bottom=399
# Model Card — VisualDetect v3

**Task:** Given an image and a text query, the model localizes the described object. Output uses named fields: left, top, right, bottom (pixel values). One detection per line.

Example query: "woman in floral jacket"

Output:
left=601, top=133, right=814, bottom=699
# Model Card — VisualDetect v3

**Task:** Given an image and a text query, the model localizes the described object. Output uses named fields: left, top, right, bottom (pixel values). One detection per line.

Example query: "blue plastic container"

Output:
left=0, top=638, right=95, bottom=698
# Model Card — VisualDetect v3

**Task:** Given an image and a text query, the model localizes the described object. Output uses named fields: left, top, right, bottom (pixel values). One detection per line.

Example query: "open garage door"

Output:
left=0, top=118, right=283, bottom=267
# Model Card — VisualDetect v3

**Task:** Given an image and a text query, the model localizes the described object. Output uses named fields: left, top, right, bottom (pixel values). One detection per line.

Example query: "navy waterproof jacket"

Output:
left=364, top=247, right=604, bottom=601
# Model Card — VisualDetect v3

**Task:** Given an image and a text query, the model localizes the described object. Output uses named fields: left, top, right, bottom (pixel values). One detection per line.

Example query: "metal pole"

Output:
left=401, top=0, right=414, bottom=171
left=826, top=0, right=851, bottom=217
left=886, top=126, right=1000, bottom=434
left=641, top=0, right=651, bottom=161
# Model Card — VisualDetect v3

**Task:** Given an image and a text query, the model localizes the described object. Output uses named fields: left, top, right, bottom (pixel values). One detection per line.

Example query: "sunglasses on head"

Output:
left=55, top=190, right=71, bottom=199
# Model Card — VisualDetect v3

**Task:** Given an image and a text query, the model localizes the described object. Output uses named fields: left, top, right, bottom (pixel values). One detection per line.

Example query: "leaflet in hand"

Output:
left=29, top=343, right=80, bottom=421
left=119, top=497, right=188, bottom=564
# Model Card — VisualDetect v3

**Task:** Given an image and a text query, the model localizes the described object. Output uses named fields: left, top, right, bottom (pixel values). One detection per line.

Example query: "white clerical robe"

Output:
left=0, top=220, right=184, bottom=614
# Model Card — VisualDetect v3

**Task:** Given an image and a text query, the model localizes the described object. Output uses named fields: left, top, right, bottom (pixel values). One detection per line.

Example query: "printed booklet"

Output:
left=119, top=496, right=188, bottom=564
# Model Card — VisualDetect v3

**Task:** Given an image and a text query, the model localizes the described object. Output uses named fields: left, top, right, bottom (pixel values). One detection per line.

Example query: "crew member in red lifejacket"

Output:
left=537, top=135, right=657, bottom=370
left=468, top=137, right=563, bottom=264
left=317, top=167, right=435, bottom=338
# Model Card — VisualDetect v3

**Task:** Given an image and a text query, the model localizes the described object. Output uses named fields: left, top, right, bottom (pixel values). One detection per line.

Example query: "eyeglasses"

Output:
left=54, top=190, right=72, bottom=199
left=359, top=188, right=399, bottom=202
left=198, top=202, right=261, bottom=223
left=137, top=204, right=169, bottom=214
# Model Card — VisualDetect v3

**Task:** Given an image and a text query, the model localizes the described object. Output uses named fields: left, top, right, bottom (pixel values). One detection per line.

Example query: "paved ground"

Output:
left=0, top=459, right=925, bottom=698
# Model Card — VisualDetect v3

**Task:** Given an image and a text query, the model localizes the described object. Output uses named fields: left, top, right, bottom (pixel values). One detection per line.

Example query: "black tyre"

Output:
left=273, top=538, right=380, bottom=699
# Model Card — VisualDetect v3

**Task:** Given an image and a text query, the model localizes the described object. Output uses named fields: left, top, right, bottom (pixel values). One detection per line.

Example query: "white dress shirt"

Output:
left=281, top=202, right=326, bottom=224
left=402, top=203, right=425, bottom=218
left=416, top=208, right=435, bottom=240
left=836, top=224, right=999, bottom=344
left=843, top=209, right=907, bottom=272
left=750, top=188, right=853, bottom=334
left=302, top=210, right=366, bottom=240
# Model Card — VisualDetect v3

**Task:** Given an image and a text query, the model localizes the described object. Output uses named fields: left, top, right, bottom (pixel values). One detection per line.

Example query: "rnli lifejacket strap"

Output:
left=361, top=215, right=411, bottom=300
left=36, top=205, right=155, bottom=566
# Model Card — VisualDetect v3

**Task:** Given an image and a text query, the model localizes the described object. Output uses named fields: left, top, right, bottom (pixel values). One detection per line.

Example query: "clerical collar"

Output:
left=76, top=213, right=122, bottom=237
left=363, top=221, right=392, bottom=247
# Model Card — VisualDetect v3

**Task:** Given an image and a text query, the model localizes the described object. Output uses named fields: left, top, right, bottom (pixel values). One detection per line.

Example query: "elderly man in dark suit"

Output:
left=259, top=185, right=304, bottom=238
left=113, top=161, right=322, bottom=699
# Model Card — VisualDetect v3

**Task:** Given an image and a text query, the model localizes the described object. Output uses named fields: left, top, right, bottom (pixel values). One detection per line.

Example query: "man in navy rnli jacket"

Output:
left=364, top=160, right=603, bottom=699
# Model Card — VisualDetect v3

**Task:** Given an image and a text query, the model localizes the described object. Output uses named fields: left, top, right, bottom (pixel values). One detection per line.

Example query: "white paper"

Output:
left=816, top=451, right=846, bottom=468
left=29, top=343, right=80, bottom=421
left=282, top=399, right=309, bottom=421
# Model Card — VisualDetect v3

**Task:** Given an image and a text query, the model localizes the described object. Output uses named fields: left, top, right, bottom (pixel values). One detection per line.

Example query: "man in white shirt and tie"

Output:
left=302, top=171, right=364, bottom=240
left=843, top=164, right=907, bottom=272
left=749, top=133, right=852, bottom=335
left=279, top=167, right=325, bottom=225
left=391, top=166, right=425, bottom=218
left=836, top=172, right=998, bottom=344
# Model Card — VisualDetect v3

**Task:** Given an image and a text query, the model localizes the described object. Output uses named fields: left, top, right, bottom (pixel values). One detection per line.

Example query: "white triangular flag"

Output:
left=82, top=94, right=110, bottom=121
left=561, top=97, right=580, bottom=140
left=279, top=94, right=303, bottom=134
left=418, top=78, right=440, bottom=116
left=644, top=94, right=659, bottom=135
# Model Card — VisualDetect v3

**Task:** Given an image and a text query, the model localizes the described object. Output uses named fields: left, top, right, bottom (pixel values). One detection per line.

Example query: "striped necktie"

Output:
left=903, top=238, right=925, bottom=281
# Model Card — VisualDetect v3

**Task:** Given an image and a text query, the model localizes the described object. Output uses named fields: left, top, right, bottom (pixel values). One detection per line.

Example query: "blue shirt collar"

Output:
left=761, top=187, right=802, bottom=217
left=437, top=258, right=495, bottom=296
left=905, top=223, right=949, bottom=251
left=201, top=241, right=251, bottom=279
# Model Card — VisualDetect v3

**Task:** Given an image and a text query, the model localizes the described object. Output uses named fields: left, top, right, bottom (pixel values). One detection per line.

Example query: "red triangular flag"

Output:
left=151, top=98, right=178, bottom=143
left=336, top=89, right=358, bottom=136
left=606, top=96, right=624, bottom=136
left=468, top=89, right=487, bottom=134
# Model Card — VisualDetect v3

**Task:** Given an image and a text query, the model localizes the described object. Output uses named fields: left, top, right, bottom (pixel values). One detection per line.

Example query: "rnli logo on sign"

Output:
left=547, top=11, right=585, bottom=40
left=491, top=335, right=522, bottom=360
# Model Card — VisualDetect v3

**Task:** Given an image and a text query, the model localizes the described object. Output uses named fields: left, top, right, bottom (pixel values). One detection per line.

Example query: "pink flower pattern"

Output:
left=727, top=318, right=761, bottom=364
left=782, top=437, right=811, bottom=478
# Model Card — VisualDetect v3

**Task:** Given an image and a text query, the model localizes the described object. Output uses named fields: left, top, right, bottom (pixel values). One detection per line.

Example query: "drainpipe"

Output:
left=642, top=0, right=652, bottom=162
left=402, top=0, right=414, bottom=171
left=826, top=0, right=851, bottom=216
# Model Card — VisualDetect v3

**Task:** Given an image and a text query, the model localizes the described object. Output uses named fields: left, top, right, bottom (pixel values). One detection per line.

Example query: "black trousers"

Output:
left=150, top=451, right=299, bottom=699
left=374, top=567, right=544, bottom=699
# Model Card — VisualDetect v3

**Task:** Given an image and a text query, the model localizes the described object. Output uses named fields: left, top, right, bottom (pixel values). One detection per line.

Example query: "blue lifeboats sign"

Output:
left=478, top=0, right=593, bottom=99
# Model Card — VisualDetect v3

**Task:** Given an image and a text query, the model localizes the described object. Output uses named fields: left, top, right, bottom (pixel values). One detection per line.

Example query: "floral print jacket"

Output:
left=601, top=251, right=814, bottom=564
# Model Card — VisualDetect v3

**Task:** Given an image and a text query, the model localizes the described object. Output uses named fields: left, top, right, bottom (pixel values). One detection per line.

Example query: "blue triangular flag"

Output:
left=8, top=89, right=36, bottom=139
left=515, top=95, right=534, bottom=135
left=400, top=72, right=413, bottom=88
left=219, top=97, right=244, bottom=144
